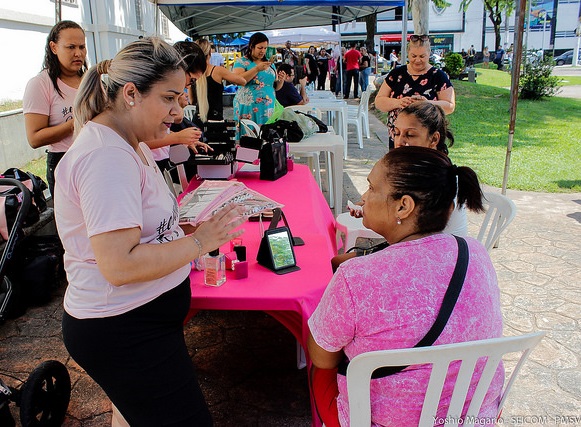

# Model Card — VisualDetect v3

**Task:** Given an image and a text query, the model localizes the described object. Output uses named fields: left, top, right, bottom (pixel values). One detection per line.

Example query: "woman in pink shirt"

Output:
left=308, top=147, right=503, bottom=426
left=55, top=37, right=246, bottom=426
left=23, top=20, right=88, bottom=197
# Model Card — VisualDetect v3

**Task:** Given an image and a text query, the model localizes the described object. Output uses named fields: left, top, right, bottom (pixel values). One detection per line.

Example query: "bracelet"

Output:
left=192, top=236, right=204, bottom=258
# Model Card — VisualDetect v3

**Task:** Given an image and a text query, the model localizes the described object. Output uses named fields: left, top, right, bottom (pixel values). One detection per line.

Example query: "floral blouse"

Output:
left=233, top=57, right=277, bottom=126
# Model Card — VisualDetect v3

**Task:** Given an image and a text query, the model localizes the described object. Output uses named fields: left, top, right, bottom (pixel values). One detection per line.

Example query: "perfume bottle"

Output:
left=204, top=249, right=226, bottom=287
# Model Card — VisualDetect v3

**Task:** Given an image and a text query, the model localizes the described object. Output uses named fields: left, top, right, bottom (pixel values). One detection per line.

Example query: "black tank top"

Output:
left=206, top=66, right=224, bottom=121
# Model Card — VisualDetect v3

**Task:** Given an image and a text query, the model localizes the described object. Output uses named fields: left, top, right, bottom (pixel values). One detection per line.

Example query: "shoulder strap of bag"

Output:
left=337, top=235, right=469, bottom=378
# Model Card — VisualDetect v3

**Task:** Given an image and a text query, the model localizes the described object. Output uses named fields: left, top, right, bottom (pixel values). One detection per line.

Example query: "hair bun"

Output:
left=97, top=59, right=111, bottom=75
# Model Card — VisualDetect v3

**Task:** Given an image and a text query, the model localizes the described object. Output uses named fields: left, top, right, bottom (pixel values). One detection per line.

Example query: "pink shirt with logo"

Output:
left=54, top=122, right=190, bottom=319
left=22, top=70, right=76, bottom=153
left=309, top=234, right=503, bottom=426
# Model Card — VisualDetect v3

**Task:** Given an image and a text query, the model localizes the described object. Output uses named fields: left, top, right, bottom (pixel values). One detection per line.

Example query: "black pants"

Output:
left=46, top=151, right=65, bottom=198
left=62, top=279, right=212, bottom=426
left=317, top=72, right=327, bottom=91
left=344, top=69, right=360, bottom=99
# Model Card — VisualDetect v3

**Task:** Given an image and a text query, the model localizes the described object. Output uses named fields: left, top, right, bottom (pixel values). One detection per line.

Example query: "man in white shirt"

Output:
left=209, top=44, right=224, bottom=67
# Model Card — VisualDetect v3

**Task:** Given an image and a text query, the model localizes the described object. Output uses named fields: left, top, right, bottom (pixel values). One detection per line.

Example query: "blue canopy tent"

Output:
left=215, top=36, right=250, bottom=47
left=154, top=0, right=404, bottom=38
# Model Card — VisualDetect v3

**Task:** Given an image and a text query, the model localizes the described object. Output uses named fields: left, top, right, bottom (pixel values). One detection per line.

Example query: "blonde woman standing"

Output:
left=56, top=37, right=246, bottom=425
left=195, top=38, right=246, bottom=122
left=375, top=35, right=455, bottom=150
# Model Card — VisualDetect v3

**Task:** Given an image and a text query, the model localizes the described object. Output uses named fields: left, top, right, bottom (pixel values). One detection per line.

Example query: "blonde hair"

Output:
left=195, top=39, right=212, bottom=122
left=74, top=37, right=184, bottom=132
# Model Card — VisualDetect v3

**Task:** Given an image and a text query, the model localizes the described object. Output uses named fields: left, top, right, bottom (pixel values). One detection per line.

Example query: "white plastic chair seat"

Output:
left=347, top=332, right=545, bottom=427
left=477, top=192, right=517, bottom=251
left=335, top=212, right=383, bottom=252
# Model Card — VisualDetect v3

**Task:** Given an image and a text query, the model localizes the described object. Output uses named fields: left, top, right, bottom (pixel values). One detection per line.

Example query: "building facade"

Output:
left=339, top=0, right=581, bottom=60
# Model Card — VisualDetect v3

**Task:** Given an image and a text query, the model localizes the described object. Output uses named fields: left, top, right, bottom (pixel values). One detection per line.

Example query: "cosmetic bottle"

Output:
left=233, top=246, right=248, bottom=279
left=204, top=249, right=226, bottom=287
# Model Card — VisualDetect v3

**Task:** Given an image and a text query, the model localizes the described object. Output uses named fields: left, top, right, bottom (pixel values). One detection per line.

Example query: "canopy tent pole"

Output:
left=501, top=0, right=527, bottom=195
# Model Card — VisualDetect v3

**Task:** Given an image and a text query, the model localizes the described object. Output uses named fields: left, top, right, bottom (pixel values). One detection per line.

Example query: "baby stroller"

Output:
left=0, top=178, right=71, bottom=426
left=0, top=360, right=71, bottom=427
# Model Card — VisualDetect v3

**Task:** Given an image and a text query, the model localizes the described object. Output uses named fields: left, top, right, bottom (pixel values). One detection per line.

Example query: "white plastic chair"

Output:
left=347, top=89, right=372, bottom=149
left=347, top=332, right=545, bottom=427
left=183, top=105, right=196, bottom=122
left=239, top=119, right=261, bottom=138
left=476, top=192, right=517, bottom=251
left=335, top=212, right=383, bottom=252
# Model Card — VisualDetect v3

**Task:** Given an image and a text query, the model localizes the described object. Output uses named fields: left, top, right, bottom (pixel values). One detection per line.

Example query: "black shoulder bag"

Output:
left=337, top=235, right=469, bottom=379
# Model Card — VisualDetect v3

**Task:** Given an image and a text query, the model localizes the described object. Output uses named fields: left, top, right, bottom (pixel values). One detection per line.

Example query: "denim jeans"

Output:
left=46, top=151, right=65, bottom=198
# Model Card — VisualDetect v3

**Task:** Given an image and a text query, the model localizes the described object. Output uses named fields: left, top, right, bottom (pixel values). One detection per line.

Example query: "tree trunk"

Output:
left=365, top=14, right=377, bottom=50
left=410, top=0, right=430, bottom=34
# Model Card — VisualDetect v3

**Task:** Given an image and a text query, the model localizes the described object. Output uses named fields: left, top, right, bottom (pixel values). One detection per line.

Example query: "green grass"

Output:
left=0, top=100, right=23, bottom=112
left=375, top=68, right=581, bottom=192
left=22, top=156, right=48, bottom=178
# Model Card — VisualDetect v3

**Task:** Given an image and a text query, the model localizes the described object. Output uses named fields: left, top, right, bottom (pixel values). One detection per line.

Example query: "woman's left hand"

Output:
left=188, top=140, right=212, bottom=154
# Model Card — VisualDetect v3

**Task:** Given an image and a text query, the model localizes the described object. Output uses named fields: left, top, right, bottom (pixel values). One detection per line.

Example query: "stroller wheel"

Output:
left=19, top=360, right=71, bottom=427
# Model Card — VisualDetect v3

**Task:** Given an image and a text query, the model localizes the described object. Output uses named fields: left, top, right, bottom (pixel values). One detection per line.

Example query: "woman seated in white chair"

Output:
left=308, top=147, right=503, bottom=426
left=331, top=101, right=468, bottom=272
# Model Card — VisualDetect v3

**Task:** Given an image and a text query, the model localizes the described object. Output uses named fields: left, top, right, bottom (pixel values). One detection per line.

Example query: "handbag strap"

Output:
left=337, top=235, right=469, bottom=378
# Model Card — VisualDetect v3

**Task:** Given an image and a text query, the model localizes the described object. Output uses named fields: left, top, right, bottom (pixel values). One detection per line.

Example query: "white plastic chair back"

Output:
left=183, top=105, right=196, bottom=121
left=346, top=332, right=545, bottom=427
left=476, top=192, right=517, bottom=251
left=239, top=119, right=261, bottom=138
left=357, top=89, right=371, bottom=117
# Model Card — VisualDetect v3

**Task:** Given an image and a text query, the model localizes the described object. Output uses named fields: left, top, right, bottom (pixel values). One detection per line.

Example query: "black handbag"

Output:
left=337, top=236, right=469, bottom=378
left=260, top=120, right=303, bottom=142
left=259, top=136, right=288, bottom=181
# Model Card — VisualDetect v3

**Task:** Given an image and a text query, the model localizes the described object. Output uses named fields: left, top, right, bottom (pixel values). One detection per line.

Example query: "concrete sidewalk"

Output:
left=1, top=106, right=580, bottom=427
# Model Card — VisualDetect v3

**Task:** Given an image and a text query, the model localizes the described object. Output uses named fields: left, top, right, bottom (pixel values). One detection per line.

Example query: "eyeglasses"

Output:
left=410, top=34, right=430, bottom=42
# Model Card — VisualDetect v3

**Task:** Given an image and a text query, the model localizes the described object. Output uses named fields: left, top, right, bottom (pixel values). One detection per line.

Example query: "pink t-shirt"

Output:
left=54, top=121, right=190, bottom=319
left=22, top=70, right=76, bottom=153
left=309, top=234, right=503, bottom=426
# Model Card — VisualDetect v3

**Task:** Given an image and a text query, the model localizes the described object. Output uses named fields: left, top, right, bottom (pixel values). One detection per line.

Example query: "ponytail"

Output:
left=456, top=166, right=485, bottom=213
left=74, top=59, right=111, bottom=134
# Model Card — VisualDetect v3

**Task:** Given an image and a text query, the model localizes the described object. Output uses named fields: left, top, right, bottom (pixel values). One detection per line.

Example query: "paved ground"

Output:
left=1, top=77, right=580, bottom=426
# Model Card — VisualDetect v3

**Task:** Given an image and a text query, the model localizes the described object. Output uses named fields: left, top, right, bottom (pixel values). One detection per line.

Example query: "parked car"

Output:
left=554, top=50, right=581, bottom=66
left=430, top=53, right=442, bottom=68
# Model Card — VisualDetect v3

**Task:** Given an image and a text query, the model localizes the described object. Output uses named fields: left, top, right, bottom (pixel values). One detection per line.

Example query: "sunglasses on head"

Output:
left=410, top=34, right=430, bottom=42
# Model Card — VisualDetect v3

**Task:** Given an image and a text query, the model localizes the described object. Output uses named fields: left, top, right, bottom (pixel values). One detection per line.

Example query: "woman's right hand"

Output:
left=256, top=61, right=272, bottom=72
left=192, top=204, right=247, bottom=256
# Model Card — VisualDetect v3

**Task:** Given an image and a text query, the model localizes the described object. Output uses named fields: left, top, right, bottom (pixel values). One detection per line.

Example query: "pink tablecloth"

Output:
left=182, top=165, right=336, bottom=426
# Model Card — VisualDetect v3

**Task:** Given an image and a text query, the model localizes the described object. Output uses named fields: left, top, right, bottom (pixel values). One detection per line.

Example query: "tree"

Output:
left=409, top=0, right=451, bottom=34
left=364, top=14, right=377, bottom=51
left=461, top=0, right=515, bottom=49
